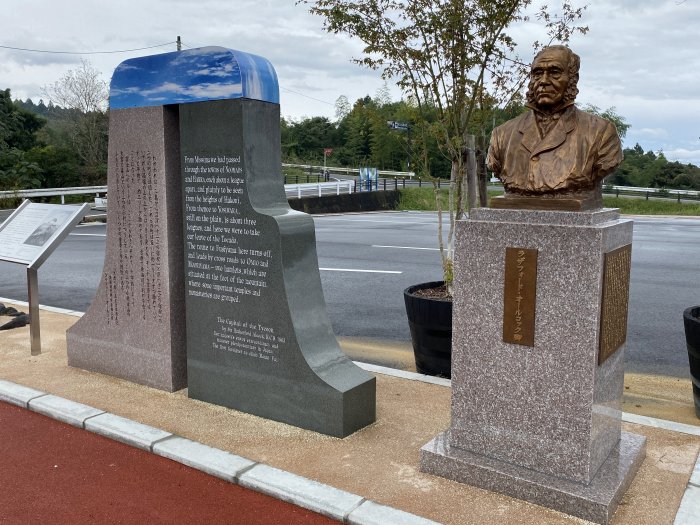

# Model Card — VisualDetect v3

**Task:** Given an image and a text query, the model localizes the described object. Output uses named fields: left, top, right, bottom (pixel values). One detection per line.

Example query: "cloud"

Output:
left=1, top=0, right=699, bottom=163
left=634, top=128, right=670, bottom=140
left=661, top=148, right=700, bottom=166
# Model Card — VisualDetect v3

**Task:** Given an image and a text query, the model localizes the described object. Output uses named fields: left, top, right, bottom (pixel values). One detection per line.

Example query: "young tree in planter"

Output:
left=300, top=0, right=587, bottom=293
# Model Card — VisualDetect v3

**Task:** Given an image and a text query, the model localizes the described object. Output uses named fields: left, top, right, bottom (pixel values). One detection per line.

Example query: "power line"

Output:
left=0, top=41, right=176, bottom=55
left=280, top=87, right=335, bottom=107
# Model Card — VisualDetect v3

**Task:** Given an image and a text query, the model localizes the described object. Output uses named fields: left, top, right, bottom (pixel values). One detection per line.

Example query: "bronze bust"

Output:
left=487, top=46, right=622, bottom=210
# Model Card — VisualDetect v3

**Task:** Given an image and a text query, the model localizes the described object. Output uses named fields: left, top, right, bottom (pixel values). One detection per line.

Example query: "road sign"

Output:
left=387, top=121, right=409, bottom=131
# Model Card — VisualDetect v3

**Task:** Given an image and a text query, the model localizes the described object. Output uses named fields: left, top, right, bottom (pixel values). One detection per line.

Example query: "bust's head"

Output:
left=525, top=45, right=580, bottom=112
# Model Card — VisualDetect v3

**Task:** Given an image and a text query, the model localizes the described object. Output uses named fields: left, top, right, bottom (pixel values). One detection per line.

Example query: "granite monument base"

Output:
left=421, top=430, right=646, bottom=525
left=419, top=208, right=645, bottom=523
left=67, top=105, right=186, bottom=392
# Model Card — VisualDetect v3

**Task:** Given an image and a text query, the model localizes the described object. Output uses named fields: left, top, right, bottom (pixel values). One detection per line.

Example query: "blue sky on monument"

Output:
left=1, top=0, right=699, bottom=165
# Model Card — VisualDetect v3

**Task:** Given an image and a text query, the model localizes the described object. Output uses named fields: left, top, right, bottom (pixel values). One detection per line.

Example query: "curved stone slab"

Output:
left=109, top=46, right=279, bottom=109
left=181, top=98, right=375, bottom=437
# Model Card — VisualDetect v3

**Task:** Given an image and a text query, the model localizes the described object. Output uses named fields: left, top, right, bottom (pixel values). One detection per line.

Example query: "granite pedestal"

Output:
left=420, top=208, right=646, bottom=524
left=67, top=106, right=186, bottom=392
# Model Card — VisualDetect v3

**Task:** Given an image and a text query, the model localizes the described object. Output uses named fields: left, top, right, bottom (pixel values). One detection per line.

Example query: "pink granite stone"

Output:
left=67, top=106, right=186, bottom=392
left=420, top=208, right=646, bottom=524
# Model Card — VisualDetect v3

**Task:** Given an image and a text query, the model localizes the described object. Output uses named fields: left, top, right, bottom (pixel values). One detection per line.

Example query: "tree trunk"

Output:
left=466, top=134, right=478, bottom=210
left=477, top=147, right=488, bottom=207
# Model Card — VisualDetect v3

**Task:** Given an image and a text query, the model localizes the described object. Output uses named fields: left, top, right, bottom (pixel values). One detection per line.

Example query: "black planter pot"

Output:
left=683, top=306, right=700, bottom=418
left=404, top=281, right=452, bottom=378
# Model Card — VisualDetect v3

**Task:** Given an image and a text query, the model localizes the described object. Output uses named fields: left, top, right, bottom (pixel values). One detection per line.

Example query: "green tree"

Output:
left=343, top=97, right=375, bottom=166
left=0, top=89, right=45, bottom=151
left=580, top=104, right=630, bottom=139
left=0, top=147, right=42, bottom=191
left=301, top=0, right=587, bottom=289
left=0, top=89, right=46, bottom=191
left=42, top=59, right=109, bottom=185
left=281, top=116, right=338, bottom=162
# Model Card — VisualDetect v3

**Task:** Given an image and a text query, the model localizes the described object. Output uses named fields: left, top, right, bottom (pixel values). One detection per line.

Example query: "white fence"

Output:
left=285, top=181, right=354, bottom=199
left=1, top=181, right=355, bottom=209
left=0, top=186, right=107, bottom=204
left=606, top=185, right=700, bottom=197
left=283, top=163, right=415, bottom=179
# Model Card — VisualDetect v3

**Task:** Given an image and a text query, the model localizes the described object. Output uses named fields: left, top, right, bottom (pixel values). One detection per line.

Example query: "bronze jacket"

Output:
left=486, top=106, right=622, bottom=194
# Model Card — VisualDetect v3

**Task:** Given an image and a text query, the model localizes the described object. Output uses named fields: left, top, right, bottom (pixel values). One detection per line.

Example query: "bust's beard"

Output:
left=525, top=83, right=578, bottom=115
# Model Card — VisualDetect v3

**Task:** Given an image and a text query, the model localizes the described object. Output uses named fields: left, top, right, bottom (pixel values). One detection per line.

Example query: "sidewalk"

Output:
left=1, top=300, right=699, bottom=524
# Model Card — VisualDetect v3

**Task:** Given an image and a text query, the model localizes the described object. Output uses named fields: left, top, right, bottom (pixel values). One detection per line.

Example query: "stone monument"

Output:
left=420, top=46, right=645, bottom=524
left=68, top=47, right=375, bottom=437
left=66, top=99, right=185, bottom=391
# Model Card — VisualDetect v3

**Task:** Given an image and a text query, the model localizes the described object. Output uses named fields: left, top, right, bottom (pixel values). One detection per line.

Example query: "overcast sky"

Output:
left=2, top=1, right=699, bottom=165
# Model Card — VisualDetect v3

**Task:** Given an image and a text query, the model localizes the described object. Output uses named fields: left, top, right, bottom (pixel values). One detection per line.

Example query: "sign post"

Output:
left=323, top=148, right=333, bottom=179
left=0, top=200, right=90, bottom=355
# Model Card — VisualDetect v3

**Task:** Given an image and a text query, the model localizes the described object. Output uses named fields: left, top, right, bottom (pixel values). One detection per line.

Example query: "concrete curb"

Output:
left=153, top=436, right=256, bottom=483
left=0, top=297, right=84, bottom=317
left=239, top=464, right=365, bottom=521
left=28, top=394, right=105, bottom=427
left=0, top=379, right=442, bottom=525
left=84, top=412, right=173, bottom=452
left=0, top=379, right=46, bottom=406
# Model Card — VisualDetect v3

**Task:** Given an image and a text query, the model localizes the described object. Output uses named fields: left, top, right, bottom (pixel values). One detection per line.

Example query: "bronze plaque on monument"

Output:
left=503, top=247, right=538, bottom=346
left=598, top=244, right=632, bottom=365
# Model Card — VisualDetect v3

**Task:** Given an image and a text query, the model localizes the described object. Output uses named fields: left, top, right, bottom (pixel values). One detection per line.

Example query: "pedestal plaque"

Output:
left=181, top=98, right=375, bottom=437
left=420, top=208, right=645, bottom=524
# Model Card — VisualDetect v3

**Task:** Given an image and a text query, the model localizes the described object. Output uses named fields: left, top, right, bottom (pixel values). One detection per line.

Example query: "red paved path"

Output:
left=0, top=401, right=337, bottom=524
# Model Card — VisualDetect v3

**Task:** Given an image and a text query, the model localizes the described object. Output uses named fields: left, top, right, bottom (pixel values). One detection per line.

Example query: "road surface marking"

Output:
left=372, top=245, right=440, bottom=251
left=319, top=268, right=402, bottom=274
left=315, top=218, right=434, bottom=225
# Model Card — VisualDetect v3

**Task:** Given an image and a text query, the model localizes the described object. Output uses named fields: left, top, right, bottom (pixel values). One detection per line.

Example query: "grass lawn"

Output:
left=397, top=187, right=700, bottom=216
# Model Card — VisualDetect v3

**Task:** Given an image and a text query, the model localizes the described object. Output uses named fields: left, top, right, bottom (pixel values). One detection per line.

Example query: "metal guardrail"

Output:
left=608, top=185, right=699, bottom=196
left=603, top=185, right=700, bottom=202
left=0, top=186, right=108, bottom=204
left=1, top=182, right=355, bottom=209
left=283, top=163, right=415, bottom=179
left=4, top=182, right=699, bottom=207
left=285, top=181, right=354, bottom=199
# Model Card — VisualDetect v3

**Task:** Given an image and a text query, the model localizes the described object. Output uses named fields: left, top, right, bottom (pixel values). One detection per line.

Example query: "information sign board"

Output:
left=0, top=200, right=90, bottom=355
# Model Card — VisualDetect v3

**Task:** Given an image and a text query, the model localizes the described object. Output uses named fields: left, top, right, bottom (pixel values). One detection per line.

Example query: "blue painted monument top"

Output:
left=109, top=46, right=279, bottom=109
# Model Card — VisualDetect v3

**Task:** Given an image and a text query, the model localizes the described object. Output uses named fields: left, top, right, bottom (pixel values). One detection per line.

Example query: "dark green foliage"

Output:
left=281, top=94, right=451, bottom=178
left=0, top=89, right=45, bottom=151
left=1, top=85, right=109, bottom=191
left=609, top=144, right=700, bottom=190
left=25, top=145, right=82, bottom=188
left=0, top=147, right=42, bottom=191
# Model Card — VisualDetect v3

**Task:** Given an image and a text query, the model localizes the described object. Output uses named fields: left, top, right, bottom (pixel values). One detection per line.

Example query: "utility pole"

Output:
left=177, top=36, right=182, bottom=51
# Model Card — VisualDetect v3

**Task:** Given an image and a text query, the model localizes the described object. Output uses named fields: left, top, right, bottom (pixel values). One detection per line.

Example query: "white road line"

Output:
left=372, top=245, right=439, bottom=251
left=315, top=218, right=435, bottom=225
left=319, top=268, right=402, bottom=274
left=70, top=233, right=107, bottom=237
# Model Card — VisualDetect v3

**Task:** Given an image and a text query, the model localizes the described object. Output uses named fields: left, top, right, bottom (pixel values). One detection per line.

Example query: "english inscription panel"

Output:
left=181, top=98, right=375, bottom=437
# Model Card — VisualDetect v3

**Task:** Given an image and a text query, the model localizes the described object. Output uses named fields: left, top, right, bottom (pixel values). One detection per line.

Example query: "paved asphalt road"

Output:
left=0, top=211, right=698, bottom=378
